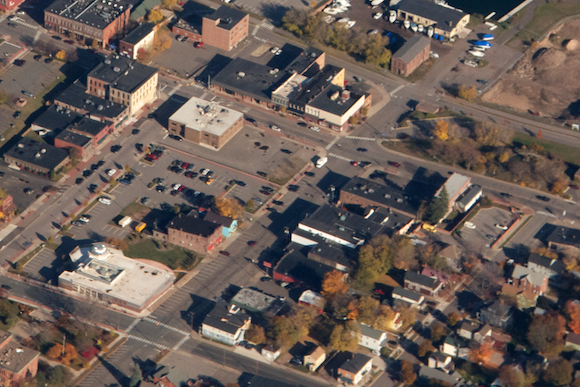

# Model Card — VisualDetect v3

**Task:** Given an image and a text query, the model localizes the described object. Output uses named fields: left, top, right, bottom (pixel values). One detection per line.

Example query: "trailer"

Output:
left=118, top=216, right=132, bottom=228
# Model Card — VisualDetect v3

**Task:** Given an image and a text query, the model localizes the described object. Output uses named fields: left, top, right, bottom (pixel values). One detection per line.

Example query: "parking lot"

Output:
left=22, top=248, right=58, bottom=283
left=461, top=207, right=515, bottom=247
left=0, top=163, right=54, bottom=211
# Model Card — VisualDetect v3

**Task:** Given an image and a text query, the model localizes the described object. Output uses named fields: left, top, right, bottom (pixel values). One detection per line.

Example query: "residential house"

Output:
left=404, top=271, right=443, bottom=297
left=490, top=331, right=512, bottom=352
left=428, top=352, right=453, bottom=372
left=392, top=287, right=425, bottom=307
left=395, top=0, right=470, bottom=39
left=337, top=353, right=373, bottom=385
left=44, top=0, right=133, bottom=48
left=457, top=322, right=479, bottom=340
left=163, top=213, right=223, bottom=253
left=201, top=300, right=251, bottom=346
left=457, top=184, right=482, bottom=212
left=566, top=333, right=580, bottom=351
left=441, top=336, right=459, bottom=357
left=419, top=366, right=464, bottom=386
left=434, top=173, right=471, bottom=215
left=473, top=324, right=492, bottom=343
left=4, top=138, right=70, bottom=177
left=421, top=267, right=450, bottom=284
left=303, top=346, right=326, bottom=372
left=273, top=244, right=335, bottom=288
left=120, top=22, right=156, bottom=60
left=261, top=345, right=281, bottom=361
left=0, top=332, right=39, bottom=386
left=298, top=290, right=326, bottom=313
left=547, top=225, right=580, bottom=254
left=527, top=253, right=567, bottom=284
left=501, top=264, right=548, bottom=308
left=485, top=350, right=506, bottom=369
left=230, top=288, right=284, bottom=315
left=204, top=210, right=238, bottom=237
left=390, top=36, right=430, bottom=77
left=477, top=300, right=513, bottom=329
left=357, top=323, right=387, bottom=352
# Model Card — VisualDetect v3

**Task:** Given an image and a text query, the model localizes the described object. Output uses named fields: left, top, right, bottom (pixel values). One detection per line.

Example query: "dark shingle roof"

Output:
left=396, top=0, right=467, bottom=32
left=393, top=287, right=423, bottom=302
left=204, top=211, right=234, bottom=228
left=528, top=253, right=566, bottom=274
left=5, top=138, right=69, bottom=170
left=204, top=6, right=247, bottom=31
left=275, top=244, right=335, bottom=289
left=405, top=271, right=440, bottom=289
left=202, top=300, right=249, bottom=334
left=122, top=22, right=155, bottom=45
left=393, top=35, right=430, bottom=64
left=339, top=353, right=372, bottom=374
left=168, top=213, right=221, bottom=237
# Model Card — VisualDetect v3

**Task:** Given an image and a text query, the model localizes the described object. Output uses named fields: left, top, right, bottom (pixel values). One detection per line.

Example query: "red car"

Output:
left=350, top=161, right=359, bottom=166
left=247, top=241, right=256, bottom=247
left=259, top=190, right=271, bottom=196
left=194, top=42, right=204, bottom=48
left=570, top=184, right=579, bottom=190
left=64, top=40, right=74, bottom=45
left=178, top=185, right=186, bottom=192
left=219, top=251, right=230, bottom=257
left=388, top=161, right=402, bottom=168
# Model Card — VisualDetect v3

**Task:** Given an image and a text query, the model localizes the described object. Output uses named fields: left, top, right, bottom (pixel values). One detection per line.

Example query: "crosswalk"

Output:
left=328, top=153, right=353, bottom=162
left=537, top=211, right=558, bottom=219
left=128, top=334, right=169, bottom=350
left=13, top=18, right=38, bottom=30
left=346, top=136, right=376, bottom=141
left=261, top=21, right=275, bottom=30
left=143, top=317, right=191, bottom=336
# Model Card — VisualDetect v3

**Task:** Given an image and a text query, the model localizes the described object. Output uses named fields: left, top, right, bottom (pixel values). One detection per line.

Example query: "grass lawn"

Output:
left=512, top=132, right=580, bottom=166
left=515, top=2, right=580, bottom=42
left=119, top=201, right=150, bottom=219
left=123, top=239, right=199, bottom=270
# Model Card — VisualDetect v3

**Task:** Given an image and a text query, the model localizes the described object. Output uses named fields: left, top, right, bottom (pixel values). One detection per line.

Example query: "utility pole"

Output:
left=62, top=333, right=66, bottom=355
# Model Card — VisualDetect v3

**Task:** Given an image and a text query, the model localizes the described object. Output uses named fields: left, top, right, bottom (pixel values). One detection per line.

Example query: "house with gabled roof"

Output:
left=337, top=353, right=373, bottom=385
left=404, top=271, right=443, bottom=297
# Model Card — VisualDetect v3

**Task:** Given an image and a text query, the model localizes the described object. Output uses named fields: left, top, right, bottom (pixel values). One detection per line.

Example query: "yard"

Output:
left=122, top=238, right=200, bottom=271
left=513, top=1, right=580, bottom=43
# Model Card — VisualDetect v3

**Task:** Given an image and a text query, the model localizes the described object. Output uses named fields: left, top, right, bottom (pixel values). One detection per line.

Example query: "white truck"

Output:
left=118, top=216, right=132, bottom=228
left=315, top=156, right=328, bottom=168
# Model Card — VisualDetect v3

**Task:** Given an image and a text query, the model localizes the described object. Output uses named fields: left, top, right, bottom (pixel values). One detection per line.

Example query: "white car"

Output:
left=16, top=10, right=25, bottom=15
left=201, top=169, right=210, bottom=176
left=98, top=196, right=112, bottom=205
left=79, top=215, right=90, bottom=223
left=310, top=126, right=320, bottom=132
left=172, top=183, right=182, bottom=190
left=373, top=12, right=383, bottom=19
left=106, top=169, right=116, bottom=176
left=430, top=51, right=439, bottom=59
left=495, top=224, right=508, bottom=230
left=271, top=47, right=280, bottom=54
left=464, top=222, right=476, bottom=229
left=271, top=125, right=281, bottom=132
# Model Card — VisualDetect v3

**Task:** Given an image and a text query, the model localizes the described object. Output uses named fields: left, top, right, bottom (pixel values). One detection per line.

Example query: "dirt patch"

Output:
left=482, top=18, right=580, bottom=118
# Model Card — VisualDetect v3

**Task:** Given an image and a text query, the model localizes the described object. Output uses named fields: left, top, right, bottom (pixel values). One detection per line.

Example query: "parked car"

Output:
left=270, top=125, right=281, bottom=132
left=537, top=195, right=550, bottom=202
left=219, top=251, right=230, bottom=256
left=132, top=128, right=140, bottom=135
left=24, top=188, right=33, bottom=195
left=309, top=126, right=320, bottom=132
left=247, top=241, right=256, bottom=247
left=388, top=161, right=402, bottom=168
left=75, top=177, right=84, bottom=184
left=357, top=147, right=368, bottom=152
left=98, top=196, right=112, bottom=205
left=106, top=169, right=116, bottom=176
left=22, top=90, right=34, bottom=97
left=194, top=42, right=204, bottom=48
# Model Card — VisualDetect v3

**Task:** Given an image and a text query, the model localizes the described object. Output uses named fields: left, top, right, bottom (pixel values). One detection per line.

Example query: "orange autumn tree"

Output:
left=566, top=300, right=580, bottom=334
left=321, top=270, right=348, bottom=298
left=469, top=342, right=494, bottom=365
left=61, top=343, right=77, bottom=365
left=46, top=343, right=63, bottom=359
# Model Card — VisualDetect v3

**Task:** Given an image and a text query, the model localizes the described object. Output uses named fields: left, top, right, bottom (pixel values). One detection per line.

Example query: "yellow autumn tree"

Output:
left=55, top=50, right=66, bottom=61
left=321, top=270, right=347, bottom=298
left=433, top=120, right=449, bottom=141
left=458, top=84, right=478, bottom=102
left=147, top=9, right=164, bottom=23
left=214, top=197, right=243, bottom=219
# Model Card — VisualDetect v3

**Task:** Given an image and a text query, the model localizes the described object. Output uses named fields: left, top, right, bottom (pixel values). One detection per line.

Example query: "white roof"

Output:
left=169, top=96, right=244, bottom=137
left=512, top=264, right=547, bottom=287
left=298, top=290, right=325, bottom=308
left=436, top=173, right=470, bottom=199
left=59, top=244, right=173, bottom=309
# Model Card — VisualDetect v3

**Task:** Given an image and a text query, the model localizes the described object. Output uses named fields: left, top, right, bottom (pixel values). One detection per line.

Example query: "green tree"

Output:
left=0, top=90, right=7, bottom=105
left=355, top=235, right=393, bottom=284
left=543, top=358, right=573, bottom=386
left=458, top=84, right=477, bottom=103
left=329, top=322, right=359, bottom=351
left=48, top=366, right=64, bottom=386
left=129, top=366, right=142, bottom=387
left=428, top=186, right=448, bottom=224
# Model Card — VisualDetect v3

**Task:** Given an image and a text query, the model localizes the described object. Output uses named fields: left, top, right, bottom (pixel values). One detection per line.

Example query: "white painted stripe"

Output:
left=325, top=136, right=340, bottom=150
left=389, top=85, right=405, bottom=96
left=128, top=334, right=168, bottom=350
left=125, top=318, right=140, bottom=333
left=173, top=336, right=190, bottom=350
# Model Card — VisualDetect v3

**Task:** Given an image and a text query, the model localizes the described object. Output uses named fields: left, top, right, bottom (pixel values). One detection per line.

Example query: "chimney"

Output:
left=448, top=21, right=453, bottom=27
left=341, top=90, right=350, bottom=100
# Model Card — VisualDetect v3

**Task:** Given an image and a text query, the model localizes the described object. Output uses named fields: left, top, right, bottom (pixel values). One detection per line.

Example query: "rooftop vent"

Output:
left=113, top=67, right=120, bottom=72
left=35, top=153, right=41, bottom=159
left=341, top=90, right=350, bottom=100
left=330, top=90, right=340, bottom=101
left=397, top=198, right=403, bottom=203
left=98, top=105, right=103, bottom=110
left=385, top=194, right=391, bottom=199
left=104, top=59, right=111, bottom=64
left=237, top=72, right=245, bottom=77
left=17, top=144, right=23, bottom=148
left=40, top=149, right=46, bottom=154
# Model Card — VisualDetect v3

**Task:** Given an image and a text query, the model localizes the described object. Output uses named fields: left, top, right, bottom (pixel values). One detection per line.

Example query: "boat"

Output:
left=427, top=25, right=434, bottom=37
left=338, top=17, right=350, bottom=23
left=389, top=10, right=396, bottom=23
left=482, top=34, right=494, bottom=40
left=417, top=24, right=424, bottom=33
left=472, top=46, right=486, bottom=51
left=373, top=12, right=383, bottom=19
left=411, top=22, right=418, bottom=32
left=403, top=20, right=410, bottom=29
left=474, top=40, right=492, bottom=48
left=468, top=50, right=485, bottom=57
left=371, top=0, right=384, bottom=6
left=346, top=20, right=356, bottom=28
left=322, top=15, right=335, bottom=23
left=324, top=7, right=339, bottom=14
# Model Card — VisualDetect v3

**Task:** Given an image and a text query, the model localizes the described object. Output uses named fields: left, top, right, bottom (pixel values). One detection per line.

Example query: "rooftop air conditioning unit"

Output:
left=104, top=59, right=111, bottom=64
left=113, top=67, right=120, bottom=72
left=41, top=149, right=46, bottom=153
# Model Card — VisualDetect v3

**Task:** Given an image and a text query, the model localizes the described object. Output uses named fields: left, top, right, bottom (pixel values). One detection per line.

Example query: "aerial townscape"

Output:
left=1, top=0, right=580, bottom=386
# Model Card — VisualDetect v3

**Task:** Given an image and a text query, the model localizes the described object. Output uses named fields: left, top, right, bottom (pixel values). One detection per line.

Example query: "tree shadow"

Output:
left=258, top=3, right=289, bottom=24
left=98, top=355, right=131, bottom=387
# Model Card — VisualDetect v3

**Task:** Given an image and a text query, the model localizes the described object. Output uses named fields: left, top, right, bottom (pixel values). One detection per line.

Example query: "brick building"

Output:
left=0, top=0, right=24, bottom=12
left=337, top=353, right=373, bottom=385
left=44, top=0, right=137, bottom=48
left=4, top=138, right=69, bottom=177
left=167, top=96, right=244, bottom=149
left=54, top=129, right=93, bottom=161
left=164, top=213, right=222, bottom=253
left=0, top=333, right=39, bottom=386
left=390, top=35, right=430, bottom=77
left=172, top=14, right=202, bottom=42
left=87, top=55, right=158, bottom=115
left=119, top=22, right=155, bottom=59
left=201, top=6, right=248, bottom=51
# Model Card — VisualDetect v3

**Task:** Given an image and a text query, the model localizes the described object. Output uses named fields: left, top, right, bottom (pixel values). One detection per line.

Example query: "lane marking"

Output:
left=389, top=85, right=405, bottom=96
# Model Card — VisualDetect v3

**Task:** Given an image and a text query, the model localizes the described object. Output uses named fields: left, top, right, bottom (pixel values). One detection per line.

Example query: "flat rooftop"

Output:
left=308, top=84, right=363, bottom=116
left=32, top=105, right=82, bottom=132
left=231, top=288, right=276, bottom=313
left=55, top=129, right=91, bottom=147
left=272, top=73, right=308, bottom=99
left=396, top=0, right=467, bottom=32
left=88, top=55, right=158, bottom=94
left=436, top=172, right=470, bottom=199
left=284, top=46, right=324, bottom=75
left=169, top=96, right=243, bottom=137
left=46, top=0, right=138, bottom=30
left=0, top=337, right=39, bottom=375
left=204, top=5, right=247, bottom=30
left=5, top=137, right=69, bottom=170
left=59, top=244, right=173, bottom=309
left=55, top=82, right=128, bottom=119
left=122, top=22, right=155, bottom=45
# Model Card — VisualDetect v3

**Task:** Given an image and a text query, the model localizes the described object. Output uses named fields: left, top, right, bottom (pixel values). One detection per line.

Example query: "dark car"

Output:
left=97, top=160, right=105, bottom=167
left=388, top=161, right=402, bottom=168
left=64, top=40, right=74, bottom=45
left=14, top=60, right=25, bottom=66
left=82, top=169, right=93, bottom=177
left=297, top=122, right=307, bottom=127
left=281, top=149, right=293, bottom=154
left=260, top=190, right=271, bottom=196
left=24, top=188, right=33, bottom=195
left=75, top=177, right=84, bottom=185
left=500, top=192, right=513, bottom=198
left=357, top=147, right=368, bottom=152
left=111, top=145, right=122, bottom=153
left=44, top=57, right=53, bottom=64
left=260, top=276, right=272, bottom=282
left=570, top=184, right=579, bottom=190
left=272, top=200, right=284, bottom=206
left=13, top=111, right=21, bottom=118
left=477, top=79, right=488, bottom=85
left=52, top=35, right=62, bottom=40
left=257, top=171, right=268, bottom=177
left=119, top=179, right=132, bottom=186
left=132, top=128, right=140, bottom=135
left=359, top=161, right=372, bottom=167
left=219, top=251, right=230, bottom=257
left=262, top=186, right=274, bottom=192
left=289, top=358, right=302, bottom=366
left=288, top=185, right=299, bottom=192
left=34, top=54, right=42, bottom=61
left=7, top=22, right=17, bottom=27
left=90, top=164, right=98, bottom=170
left=236, top=180, right=246, bottom=187
left=537, top=195, right=550, bottom=202
left=169, top=134, right=183, bottom=142
left=247, top=241, right=256, bottom=247
left=304, top=171, right=315, bottom=177
left=1, top=285, right=11, bottom=291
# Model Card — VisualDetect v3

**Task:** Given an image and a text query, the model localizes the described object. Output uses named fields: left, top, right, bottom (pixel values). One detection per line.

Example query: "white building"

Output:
left=58, top=244, right=174, bottom=313
left=201, top=301, right=251, bottom=346
left=357, top=323, right=388, bottom=352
